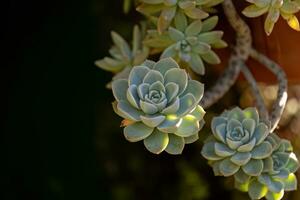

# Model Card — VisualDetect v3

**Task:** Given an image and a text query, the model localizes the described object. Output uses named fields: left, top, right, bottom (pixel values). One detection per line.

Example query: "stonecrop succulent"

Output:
left=201, top=107, right=273, bottom=177
left=137, top=0, right=223, bottom=33
left=145, top=15, right=226, bottom=75
left=95, top=25, right=149, bottom=88
left=235, top=134, right=299, bottom=200
left=112, top=58, right=205, bottom=154
left=242, top=0, right=300, bottom=35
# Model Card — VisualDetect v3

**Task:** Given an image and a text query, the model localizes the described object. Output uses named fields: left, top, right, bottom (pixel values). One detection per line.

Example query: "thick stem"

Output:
left=200, top=0, right=252, bottom=108
left=250, top=48, right=288, bottom=132
left=240, top=63, right=269, bottom=123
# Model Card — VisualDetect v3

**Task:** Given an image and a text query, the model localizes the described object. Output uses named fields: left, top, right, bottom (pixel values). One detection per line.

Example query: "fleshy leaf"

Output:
left=176, top=93, right=196, bottom=117
left=185, top=20, right=202, bottom=36
left=248, top=179, right=268, bottom=199
left=242, top=159, right=263, bottom=176
left=230, top=152, right=251, bottom=166
left=140, top=115, right=166, bottom=127
left=112, top=79, right=128, bottom=101
left=286, top=153, right=300, bottom=173
left=117, top=100, right=143, bottom=121
left=219, top=158, right=240, bottom=176
left=201, top=16, right=219, bottom=32
left=158, top=115, right=180, bottom=133
left=265, top=190, right=284, bottom=200
left=237, top=138, right=256, bottom=152
left=129, top=66, right=150, bottom=86
left=124, top=122, right=154, bottom=142
left=215, top=142, right=236, bottom=157
left=254, top=123, right=269, bottom=145
left=175, top=114, right=199, bottom=137
left=164, top=68, right=188, bottom=95
left=180, top=80, right=204, bottom=103
left=251, top=141, right=273, bottom=159
left=140, top=100, right=159, bottom=115
left=184, top=133, right=199, bottom=144
left=143, top=70, right=164, bottom=85
left=211, top=117, right=227, bottom=143
left=201, top=141, right=222, bottom=161
left=234, top=169, right=250, bottom=183
left=188, top=53, right=205, bottom=75
left=144, top=129, right=169, bottom=154
left=153, top=57, right=179, bottom=74
left=283, top=173, right=297, bottom=191
left=127, top=85, right=140, bottom=109
left=168, top=27, right=185, bottom=42
left=165, top=134, right=185, bottom=155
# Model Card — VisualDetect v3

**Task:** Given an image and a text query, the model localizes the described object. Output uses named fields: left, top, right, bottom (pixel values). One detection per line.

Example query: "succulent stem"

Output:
left=200, top=0, right=252, bottom=108
left=250, top=48, right=288, bottom=132
left=240, top=63, right=270, bottom=125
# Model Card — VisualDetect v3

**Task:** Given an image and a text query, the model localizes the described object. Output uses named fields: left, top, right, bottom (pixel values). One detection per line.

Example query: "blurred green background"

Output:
left=2, top=0, right=300, bottom=200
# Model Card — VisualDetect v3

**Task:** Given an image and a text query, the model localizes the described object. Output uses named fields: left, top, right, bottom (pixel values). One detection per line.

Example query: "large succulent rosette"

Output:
left=201, top=107, right=273, bottom=177
left=112, top=58, right=205, bottom=154
left=235, top=134, right=299, bottom=200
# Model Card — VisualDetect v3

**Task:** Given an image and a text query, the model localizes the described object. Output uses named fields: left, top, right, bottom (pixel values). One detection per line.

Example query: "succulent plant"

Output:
left=95, top=25, right=149, bottom=88
left=201, top=107, right=274, bottom=177
left=137, top=0, right=223, bottom=33
left=145, top=15, right=226, bottom=75
left=111, top=57, right=205, bottom=154
left=242, top=0, right=300, bottom=35
left=234, top=134, right=299, bottom=200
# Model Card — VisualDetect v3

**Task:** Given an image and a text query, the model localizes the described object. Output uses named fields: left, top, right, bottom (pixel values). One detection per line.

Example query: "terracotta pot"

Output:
left=215, top=3, right=300, bottom=84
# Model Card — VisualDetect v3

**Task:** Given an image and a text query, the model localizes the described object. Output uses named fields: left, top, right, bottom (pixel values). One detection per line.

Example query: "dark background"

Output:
left=3, top=1, right=298, bottom=200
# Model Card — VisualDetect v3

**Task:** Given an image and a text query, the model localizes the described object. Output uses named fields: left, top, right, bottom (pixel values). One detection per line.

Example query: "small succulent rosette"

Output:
left=201, top=107, right=273, bottom=177
left=161, top=15, right=226, bottom=75
left=144, top=14, right=226, bottom=75
left=95, top=25, right=149, bottom=88
left=112, top=57, right=205, bottom=154
left=235, top=134, right=299, bottom=200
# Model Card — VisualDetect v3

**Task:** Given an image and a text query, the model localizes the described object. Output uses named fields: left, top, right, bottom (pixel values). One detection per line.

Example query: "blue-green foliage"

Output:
left=202, top=107, right=299, bottom=200
left=112, top=58, right=205, bottom=154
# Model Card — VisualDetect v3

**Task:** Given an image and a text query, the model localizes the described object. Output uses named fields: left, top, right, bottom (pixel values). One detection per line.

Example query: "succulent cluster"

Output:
left=112, top=58, right=205, bottom=154
left=137, top=0, right=223, bottom=33
left=97, top=1, right=299, bottom=199
left=201, top=107, right=299, bottom=200
left=243, top=0, right=300, bottom=35
left=95, top=25, right=149, bottom=88
left=235, top=134, right=299, bottom=200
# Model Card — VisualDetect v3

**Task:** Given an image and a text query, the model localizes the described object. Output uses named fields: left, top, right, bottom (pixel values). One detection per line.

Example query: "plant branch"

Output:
left=200, top=0, right=252, bottom=108
left=250, top=48, right=288, bottom=132
left=240, top=63, right=269, bottom=123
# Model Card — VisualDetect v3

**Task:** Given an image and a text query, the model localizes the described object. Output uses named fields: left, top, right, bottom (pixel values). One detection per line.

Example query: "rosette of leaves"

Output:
left=145, top=15, right=226, bottom=75
left=137, top=0, right=223, bottom=33
left=234, top=134, right=299, bottom=200
left=242, top=0, right=300, bottom=35
left=95, top=25, right=149, bottom=88
left=201, top=107, right=274, bottom=177
left=112, top=58, right=205, bottom=154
